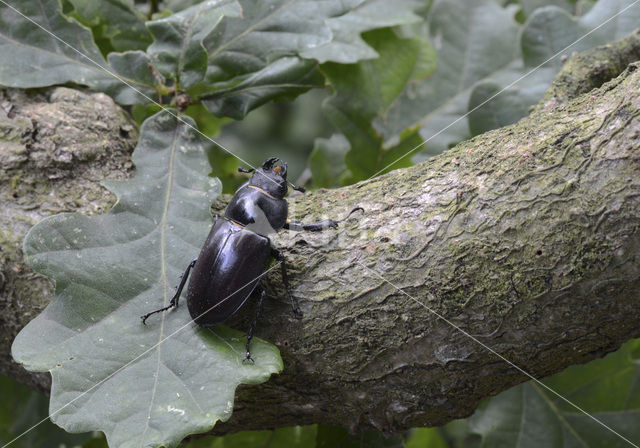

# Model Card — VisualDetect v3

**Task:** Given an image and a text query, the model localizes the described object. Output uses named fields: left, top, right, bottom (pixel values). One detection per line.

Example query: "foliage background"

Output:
left=1, top=0, right=640, bottom=447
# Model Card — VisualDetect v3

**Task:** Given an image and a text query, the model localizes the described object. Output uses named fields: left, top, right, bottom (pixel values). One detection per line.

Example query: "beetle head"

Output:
left=249, top=157, right=289, bottom=198
left=239, top=158, right=306, bottom=197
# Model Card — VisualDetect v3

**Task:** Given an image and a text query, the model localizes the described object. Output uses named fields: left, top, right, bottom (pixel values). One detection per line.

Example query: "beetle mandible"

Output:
left=141, top=157, right=363, bottom=363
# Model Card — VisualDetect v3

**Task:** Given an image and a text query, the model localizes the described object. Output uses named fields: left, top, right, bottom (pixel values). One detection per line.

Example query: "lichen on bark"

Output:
left=1, top=32, right=640, bottom=434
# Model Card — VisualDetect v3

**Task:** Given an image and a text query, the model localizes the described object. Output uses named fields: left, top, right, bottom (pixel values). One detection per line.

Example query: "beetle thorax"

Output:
left=249, top=169, right=287, bottom=198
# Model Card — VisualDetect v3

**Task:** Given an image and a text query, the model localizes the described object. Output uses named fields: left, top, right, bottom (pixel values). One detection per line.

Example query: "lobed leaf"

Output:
left=193, top=0, right=347, bottom=117
left=96, top=50, right=159, bottom=105
left=12, top=111, right=283, bottom=448
left=469, top=0, right=640, bottom=136
left=0, top=0, right=428, bottom=119
left=523, top=1, right=640, bottom=68
left=163, top=0, right=209, bottom=14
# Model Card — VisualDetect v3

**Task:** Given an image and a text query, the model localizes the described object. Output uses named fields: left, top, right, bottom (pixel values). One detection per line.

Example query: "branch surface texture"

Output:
left=1, top=32, right=640, bottom=434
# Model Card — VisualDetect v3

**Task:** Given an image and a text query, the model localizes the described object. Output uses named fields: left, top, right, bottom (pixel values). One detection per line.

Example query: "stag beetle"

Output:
left=141, top=157, right=363, bottom=362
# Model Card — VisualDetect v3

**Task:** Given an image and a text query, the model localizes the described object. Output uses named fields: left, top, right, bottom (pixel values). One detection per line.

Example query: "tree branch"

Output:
left=1, top=31, right=640, bottom=434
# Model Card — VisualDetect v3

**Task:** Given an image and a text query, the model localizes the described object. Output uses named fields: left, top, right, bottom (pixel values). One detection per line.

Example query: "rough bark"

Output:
left=1, top=31, right=640, bottom=434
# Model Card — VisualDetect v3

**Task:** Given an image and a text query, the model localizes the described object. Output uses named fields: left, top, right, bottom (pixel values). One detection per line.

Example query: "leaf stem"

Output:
left=148, top=0, right=159, bottom=19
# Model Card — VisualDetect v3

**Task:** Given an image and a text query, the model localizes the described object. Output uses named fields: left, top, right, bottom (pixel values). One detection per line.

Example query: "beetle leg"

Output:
left=140, top=259, right=196, bottom=324
left=243, top=288, right=267, bottom=364
left=283, top=220, right=338, bottom=231
left=170, top=259, right=197, bottom=308
left=283, top=206, right=364, bottom=232
left=272, top=249, right=303, bottom=318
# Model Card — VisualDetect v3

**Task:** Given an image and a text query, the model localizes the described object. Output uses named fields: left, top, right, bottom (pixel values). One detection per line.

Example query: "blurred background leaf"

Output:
left=372, top=0, right=522, bottom=159
left=0, top=375, right=93, bottom=448
left=184, top=426, right=318, bottom=447
left=368, top=0, right=639, bottom=163
left=316, top=425, right=405, bottom=448
left=208, top=89, right=333, bottom=192
left=404, top=428, right=448, bottom=448
left=309, top=133, right=351, bottom=189
left=314, top=27, right=436, bottom=185
left=462, top=339, right=640, bottom=447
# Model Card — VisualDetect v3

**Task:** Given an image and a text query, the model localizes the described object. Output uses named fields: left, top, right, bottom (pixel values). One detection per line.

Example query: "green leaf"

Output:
left=466, top=74, right=547, bottom=136
left=316, top=425, right=405, bottom=448
left=67, top=0, right=152, bottom=54
left=0, top=0, right=110, bottom=88
left=201, top=57, right=324, bottom=119
left=194, top=0, right=341, bottom=118
left=0, top=374, right=93, bottom=448
left=184, top=426, right=318, bottom=448
left=375, top=0, right=640, bottom=159
left=195, top=0, right=423, bottom=119
left=468, top=0, right=640, bottom=135
left=373, top=0, right=521, bottom=159
left=163, top=0, right=206, bottom=13
left=267, top=426, right=318, bottom=448
left=12, top=111, right=283, bottom=448
left=522, top=2, right=640, bottom=68
left=404, top=428, right=448, bottom=448
left=299, top=0, right=423, bottom=64
left=210, top=88, right=331, bottom=193
left=203, top=0, right=340, bottom=79
left=98, top=51, right=159, bottom=104
left=146, top=0, right=242, bottom=88
left=0, top=0, right=158, bottom=104
left=310, top=134, right=351, bottom=189
left=517, top=0, right=576, bottom=19
left=467, top=339, right=640, bottom=447
left=320, top=27, right=436, bottom=183
left=522, top=7, right=595, bottom=69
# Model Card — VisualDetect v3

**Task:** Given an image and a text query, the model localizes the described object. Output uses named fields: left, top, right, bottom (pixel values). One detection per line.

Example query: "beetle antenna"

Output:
left=287, top=181, right=306, bottom=193
left=338, top=206, right=364, bottom=222
left=238, top=167, right=255, bottom=173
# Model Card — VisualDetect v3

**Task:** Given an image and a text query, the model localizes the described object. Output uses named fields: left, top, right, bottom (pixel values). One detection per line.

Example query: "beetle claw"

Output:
left=243, top=352, right=255, bottom=364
